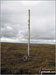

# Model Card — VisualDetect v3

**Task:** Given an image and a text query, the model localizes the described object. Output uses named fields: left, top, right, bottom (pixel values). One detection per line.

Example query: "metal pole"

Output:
left=28, top=9, right=30, bottom=57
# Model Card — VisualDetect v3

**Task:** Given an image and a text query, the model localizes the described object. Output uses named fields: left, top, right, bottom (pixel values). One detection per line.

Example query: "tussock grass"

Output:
left=1, top=43, right=55, bottom=74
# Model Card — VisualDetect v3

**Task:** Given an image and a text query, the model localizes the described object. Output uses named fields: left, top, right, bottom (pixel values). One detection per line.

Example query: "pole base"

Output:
left=23, top=56, right=33, bottom=62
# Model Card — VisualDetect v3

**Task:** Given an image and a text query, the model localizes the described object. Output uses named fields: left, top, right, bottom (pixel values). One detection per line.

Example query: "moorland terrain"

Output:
left=1, top=43, right=55, bottom=74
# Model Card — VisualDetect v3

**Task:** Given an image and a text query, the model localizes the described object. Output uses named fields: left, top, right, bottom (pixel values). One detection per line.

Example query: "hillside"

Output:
left=1, top=43, right=55, bottom=74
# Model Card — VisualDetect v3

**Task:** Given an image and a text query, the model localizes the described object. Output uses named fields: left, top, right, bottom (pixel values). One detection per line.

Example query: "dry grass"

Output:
left=1, top=43, right=55, bottom=74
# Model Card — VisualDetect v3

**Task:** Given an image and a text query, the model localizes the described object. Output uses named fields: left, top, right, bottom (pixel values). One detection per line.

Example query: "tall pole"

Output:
left=28, top=9, right=30, bottom=57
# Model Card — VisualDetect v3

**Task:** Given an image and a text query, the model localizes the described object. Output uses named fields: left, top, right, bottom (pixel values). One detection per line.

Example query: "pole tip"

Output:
left=28, top=9, right=30, bottom=11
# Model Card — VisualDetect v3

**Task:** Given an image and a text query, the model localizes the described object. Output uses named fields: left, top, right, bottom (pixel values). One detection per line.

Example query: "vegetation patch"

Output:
left=1, top=43, right=55, bottom=74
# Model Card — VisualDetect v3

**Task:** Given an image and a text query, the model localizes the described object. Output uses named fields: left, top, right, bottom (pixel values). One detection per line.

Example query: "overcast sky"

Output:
left=1, top=1, right=55, bottom=44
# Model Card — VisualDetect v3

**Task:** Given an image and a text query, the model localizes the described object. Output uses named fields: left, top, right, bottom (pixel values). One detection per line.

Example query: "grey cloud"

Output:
left=1, top=1, right=55, bottom=43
